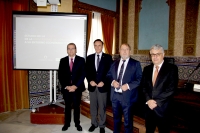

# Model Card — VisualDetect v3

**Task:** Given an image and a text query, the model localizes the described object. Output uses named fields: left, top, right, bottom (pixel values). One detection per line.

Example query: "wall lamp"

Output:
left=33, top=0, right=61, bottom=6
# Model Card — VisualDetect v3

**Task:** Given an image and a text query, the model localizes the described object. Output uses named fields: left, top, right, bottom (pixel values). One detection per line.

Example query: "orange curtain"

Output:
left=101, top=14, right=114, bottom=54
left=0, top=0, right=29, bottom=113
left=76, top=8, right=92, bottom=52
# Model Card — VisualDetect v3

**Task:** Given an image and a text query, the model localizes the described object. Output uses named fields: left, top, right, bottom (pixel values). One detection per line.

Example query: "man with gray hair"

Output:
left=141, top=44, right=178, bottom=133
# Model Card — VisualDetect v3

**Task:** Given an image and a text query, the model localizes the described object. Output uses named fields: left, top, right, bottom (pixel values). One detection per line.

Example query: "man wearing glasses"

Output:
left=58, top=43, right=85, bottom=132
left=141, top=44, right=178, bottom=133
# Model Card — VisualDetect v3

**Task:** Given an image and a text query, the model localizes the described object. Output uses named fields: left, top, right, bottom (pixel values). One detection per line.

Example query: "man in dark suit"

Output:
left=58, top=43, right=85, bottom=132
left=86, top=39, right=113, bottom=133
left=141, top=44, right=178, bottom=133
left=107, top=43, right=142, bottom=133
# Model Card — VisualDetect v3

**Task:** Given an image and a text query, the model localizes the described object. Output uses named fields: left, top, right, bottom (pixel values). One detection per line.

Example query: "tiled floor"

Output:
left=0, top=109, right=146, bottom=133
left=0, top=109, right=112, bottom=133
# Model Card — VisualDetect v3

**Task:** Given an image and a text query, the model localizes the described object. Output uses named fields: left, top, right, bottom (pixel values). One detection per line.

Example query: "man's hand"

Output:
left=121, top=84, right=128, bottom=91
left=66, top=85, right=77, bottom=92
left=97, top=81, right=104, bottom=87
left=90, top=81, right=97, bottom=87
left=65, top=86, right=71, bottom=91
left=112, top=80, right=120, bottom=88
left=147, top=99, right=157, bottom=110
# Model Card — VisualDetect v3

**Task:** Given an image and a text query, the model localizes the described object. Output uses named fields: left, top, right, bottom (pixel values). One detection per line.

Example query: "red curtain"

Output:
left=101, top=14, right=114, bottom=54
left=76, top=8, right=92, bottom=52
left=0, top=0, right=29, bottom=113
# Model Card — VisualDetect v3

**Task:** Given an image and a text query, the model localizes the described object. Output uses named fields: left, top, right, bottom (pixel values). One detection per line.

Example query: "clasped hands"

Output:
left=90, top=81, right=104, bottom=87
left=147, top=99, right=157, bottom=110
left=112, top=80, right=128, bottom=91
left=65, top=85, right=77, bottom=92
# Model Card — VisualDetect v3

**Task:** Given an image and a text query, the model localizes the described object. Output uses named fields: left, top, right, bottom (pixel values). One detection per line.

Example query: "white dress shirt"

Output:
left=114, top=58, right=130, bottom=93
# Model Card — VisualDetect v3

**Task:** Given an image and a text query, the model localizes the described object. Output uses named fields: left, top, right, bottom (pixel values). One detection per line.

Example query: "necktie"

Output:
left=152, top=66, right=159, bottom=86
left=117, top=60, right=126, bottom=90
left=70, top=58, right=73, bottom=72
left=97, top=54, right=100, bottom=70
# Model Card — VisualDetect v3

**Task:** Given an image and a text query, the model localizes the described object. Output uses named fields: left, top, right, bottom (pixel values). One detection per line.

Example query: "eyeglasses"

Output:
left=67, top=48, right=76, bottom=50
left=150, top=53, right=163, bottom=57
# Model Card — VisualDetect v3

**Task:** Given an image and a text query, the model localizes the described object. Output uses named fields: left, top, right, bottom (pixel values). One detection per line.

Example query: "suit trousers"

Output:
left=63, top=91, right=82, bottom=127
left=145, top=107, right=170, bottom=133
left=89, top=87, right=107, bottom=128
left=112, top=92, right=134, bottom=133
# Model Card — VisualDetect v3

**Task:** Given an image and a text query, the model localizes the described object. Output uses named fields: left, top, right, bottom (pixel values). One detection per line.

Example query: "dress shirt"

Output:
left=68, top=56, right=75, bottom=65
left=114, top=58, right=130, bottom=93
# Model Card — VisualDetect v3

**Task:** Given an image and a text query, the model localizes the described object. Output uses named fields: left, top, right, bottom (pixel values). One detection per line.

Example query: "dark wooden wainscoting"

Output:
left=80, top=101, right=139, bottom=133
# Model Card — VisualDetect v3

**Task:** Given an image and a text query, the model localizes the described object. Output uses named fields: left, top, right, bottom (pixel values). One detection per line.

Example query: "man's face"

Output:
left=119, top=44, right=130, bottom=60
left=94, top=41, right=103, bottom=54
left=67, top=44, right=76, bottom=57
left=150, top=49, right=164, bottom=66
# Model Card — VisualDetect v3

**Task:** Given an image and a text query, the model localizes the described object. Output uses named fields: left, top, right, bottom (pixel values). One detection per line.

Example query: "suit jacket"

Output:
left=58, top=55, right=86, bottom=94
left=141, top=61, right=178, bottom=117
left=107, top=58, right=142, bottom=104
left=86, top=53, right=113, bottom=93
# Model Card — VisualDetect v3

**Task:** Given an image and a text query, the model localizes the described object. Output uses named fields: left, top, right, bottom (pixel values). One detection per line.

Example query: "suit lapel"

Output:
left=122, top=59, right=130, bottom=82
left=122, top=59, right=135, bottom=83
left=115, top=60, right=120, bottom=79
left=154, top=62, right=167, bottom=86
left=148, top=64, right=154, bottom=87
left=91, top=54, right=97, bottom=71
left=66, top=56, right=70, bottom=71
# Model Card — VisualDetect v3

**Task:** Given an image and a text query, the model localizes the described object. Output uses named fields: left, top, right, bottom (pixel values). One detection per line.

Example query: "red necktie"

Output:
left=152, top=66, right=159, bottom=86
left=70, top=58, right=73, bottom=72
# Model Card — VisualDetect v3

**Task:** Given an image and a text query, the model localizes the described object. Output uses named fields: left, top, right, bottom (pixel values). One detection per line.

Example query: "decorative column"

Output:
left=127, top=0, right=135, bottom=54
left=174, top=0, right=186, bottom=56
left=195, top=1, right=200, bottom=56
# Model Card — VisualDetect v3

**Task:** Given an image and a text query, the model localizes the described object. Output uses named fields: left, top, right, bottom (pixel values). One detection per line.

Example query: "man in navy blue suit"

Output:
left=86, top=39, right=113, bottom=133
left=107, top=43, right=142, bottom=133
left=58, top=43, right=85, bottom=132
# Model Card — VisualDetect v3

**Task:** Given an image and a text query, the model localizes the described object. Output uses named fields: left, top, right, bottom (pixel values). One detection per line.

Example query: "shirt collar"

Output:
left=69, top=55, right=76, bottom=60
left=96, top=52, right=103, bottom=57
left=154, top=60, right=164, bottom=69
left=120, top=57, right=130, bottom=62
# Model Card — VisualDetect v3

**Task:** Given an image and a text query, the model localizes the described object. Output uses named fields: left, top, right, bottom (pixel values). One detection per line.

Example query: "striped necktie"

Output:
left=117, top=60, right=126, bottom=90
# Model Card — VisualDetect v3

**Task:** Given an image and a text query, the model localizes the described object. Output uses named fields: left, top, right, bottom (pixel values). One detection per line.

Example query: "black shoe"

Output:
left=62, top=125, right=69, bottom=131
left=100, top=128, right=105, bottom=133
left=75, top=125, right=82, bottom=131
left=88, top=124, right=97, bottom=132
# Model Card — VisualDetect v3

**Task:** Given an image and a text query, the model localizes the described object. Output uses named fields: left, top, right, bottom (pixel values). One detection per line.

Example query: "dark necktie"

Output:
left=117, top=60, right=126, bottom=89
left=70, top=58, right=73, bottom=72
left=97, top=54, right=100, bottom=70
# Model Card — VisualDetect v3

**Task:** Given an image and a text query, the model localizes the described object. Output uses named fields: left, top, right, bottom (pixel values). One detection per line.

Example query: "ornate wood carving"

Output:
left=29, top=0, right=37, bottom=11
left=122, top=0, right=129, bottom=44
left=184, top=0, right=199, bottom=56
left=73, top=0, right=117, bottom=17
left=134, top=0, right=140, bottom=54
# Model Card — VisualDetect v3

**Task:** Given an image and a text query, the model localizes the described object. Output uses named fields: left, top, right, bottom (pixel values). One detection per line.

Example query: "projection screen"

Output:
left=13, top=11, right=87, bottom=70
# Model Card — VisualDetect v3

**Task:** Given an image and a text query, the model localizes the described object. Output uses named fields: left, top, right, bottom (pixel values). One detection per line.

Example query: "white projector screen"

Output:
left=13, top=11, right=87, bottom=70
